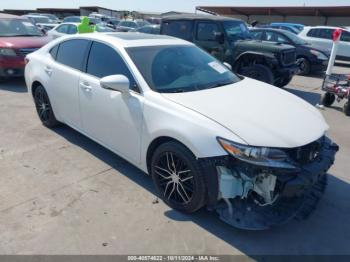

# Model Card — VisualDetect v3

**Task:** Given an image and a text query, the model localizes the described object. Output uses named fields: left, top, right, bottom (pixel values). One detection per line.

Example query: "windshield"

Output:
left=223, top=21, right=252, bottom=41
left=32, top=16, right=51, bottom=24
left=127, top=45, right=240, bottom=93
left=283, top=30, right=307, bottom=45
left=136, top=21, right=150, bottom=27
left=0, top=19, right=43, bottom=37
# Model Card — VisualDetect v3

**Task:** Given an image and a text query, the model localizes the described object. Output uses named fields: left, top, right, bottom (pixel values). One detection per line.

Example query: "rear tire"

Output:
left=33, top=85, right=60, bottom=128
left=321, top=92, right=336, bottom=107
left=239, top=64, right=274, bottom=85
left=151, top=141, right=206, bottom=213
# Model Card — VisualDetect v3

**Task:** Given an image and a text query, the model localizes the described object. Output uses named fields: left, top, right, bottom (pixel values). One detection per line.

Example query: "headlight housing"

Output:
left=310, top=49, right=328, bottom=60
left=0, top=48, right=17, bottom=57
left=217, top=137, right=297, bottom=169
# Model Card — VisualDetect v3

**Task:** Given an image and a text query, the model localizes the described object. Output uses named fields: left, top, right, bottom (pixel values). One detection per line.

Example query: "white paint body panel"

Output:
left=25, top=33, right=328, bottom=174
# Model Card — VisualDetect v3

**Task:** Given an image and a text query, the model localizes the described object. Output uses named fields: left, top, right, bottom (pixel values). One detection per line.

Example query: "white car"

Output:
left=25, top=33, right=338, bottom=230
left=47, top=22, right=115, bottom=39
left=299, top=26, right=350, bottom=61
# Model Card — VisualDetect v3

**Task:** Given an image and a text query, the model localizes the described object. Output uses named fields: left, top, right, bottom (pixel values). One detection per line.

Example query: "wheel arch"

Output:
left=233, top=51, right=276, bottom=71
left=146, top=136, right=194, bottom=175
left=31, top=81, right=43, bottom=98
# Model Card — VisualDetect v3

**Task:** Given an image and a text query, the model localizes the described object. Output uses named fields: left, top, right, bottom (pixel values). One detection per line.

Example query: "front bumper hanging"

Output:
left=201, top=137, right=339, bottom=230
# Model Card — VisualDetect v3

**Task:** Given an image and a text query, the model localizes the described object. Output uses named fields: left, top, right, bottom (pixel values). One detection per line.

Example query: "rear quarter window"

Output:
left=56, top=39, right=90, bottom=71
left=49, top=45, right=59, bottom=59
left=162, top=20, right=193, bottom=41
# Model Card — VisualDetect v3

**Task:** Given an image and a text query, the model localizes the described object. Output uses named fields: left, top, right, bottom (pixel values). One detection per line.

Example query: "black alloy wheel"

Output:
left=34, top=85, right=59, bottom=127
left=151, top=142, right=206, bottom=213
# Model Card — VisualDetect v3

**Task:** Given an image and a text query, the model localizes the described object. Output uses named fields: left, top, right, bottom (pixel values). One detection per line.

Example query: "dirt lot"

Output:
left=0, top=65, right=349, bottom=256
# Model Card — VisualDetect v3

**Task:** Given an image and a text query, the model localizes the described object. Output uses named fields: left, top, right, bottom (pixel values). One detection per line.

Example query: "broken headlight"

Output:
left=217, top=137, right=297, bottom=169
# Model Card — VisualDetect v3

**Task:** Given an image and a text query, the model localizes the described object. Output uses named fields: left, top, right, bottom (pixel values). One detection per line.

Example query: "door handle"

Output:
left=79, top=81, right=92, bottom=92
left=44, top=66, right=53, bottom=76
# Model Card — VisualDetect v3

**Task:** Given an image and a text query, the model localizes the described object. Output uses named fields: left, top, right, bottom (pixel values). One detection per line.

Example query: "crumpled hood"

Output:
left=162, top=78, right=328, bottom=148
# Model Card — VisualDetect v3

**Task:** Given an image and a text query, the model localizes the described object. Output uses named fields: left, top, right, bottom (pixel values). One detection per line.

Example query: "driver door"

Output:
left=79, top=41, right=144, bottom=163
left=194, top=21, right=225, bottom=61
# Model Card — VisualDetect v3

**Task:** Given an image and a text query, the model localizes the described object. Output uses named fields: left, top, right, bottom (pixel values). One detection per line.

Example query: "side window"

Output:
left=49, top=44, right=59, bottom=60
left=87, top=42, right=138, bottom=92
left=277, top=33, right=290, bottom=44
left=162, top=20, right=193, bottom=41
left=251, top=31, right=263, bottom=40
left=56, top=39, right=90, bottom=71
left=307, top=29, right=319, bottom=37
left=319, top=29, right=334, bottom=39
left=67, top=25, right=77, bottom=34
left=196, top=22, right=220, bottom=41
left=265, top=31, right=278, bottom=42
left=341, top=31, right=350, bottom=42
left=56, top=24, right=69, bottom=33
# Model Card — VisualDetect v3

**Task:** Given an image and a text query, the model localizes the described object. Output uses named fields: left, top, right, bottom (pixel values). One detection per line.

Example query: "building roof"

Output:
left=162, top=14, right=239, bottom=21
left=0, top=12, right=21, bottom=18
left=196, top=6, right=350, bottom=17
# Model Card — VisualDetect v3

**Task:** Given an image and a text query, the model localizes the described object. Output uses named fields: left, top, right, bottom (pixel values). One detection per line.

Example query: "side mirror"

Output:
left=100, top=75, right=130, bottom=94
left=223, top=62, right=232, bottom=71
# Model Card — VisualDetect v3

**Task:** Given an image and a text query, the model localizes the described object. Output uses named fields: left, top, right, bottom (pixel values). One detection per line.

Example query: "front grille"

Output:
left=281, top=50, right=296, bottom=66
left=18, top=48, right=39, bottom=56
left=285, top=136, right=325, bottom=165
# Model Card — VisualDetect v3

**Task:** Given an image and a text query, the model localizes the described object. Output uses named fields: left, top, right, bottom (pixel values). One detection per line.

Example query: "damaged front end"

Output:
left=201, top=136, right=339, bottom=230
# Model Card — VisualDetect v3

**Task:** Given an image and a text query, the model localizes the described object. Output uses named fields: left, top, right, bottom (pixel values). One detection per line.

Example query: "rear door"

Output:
left=306, top=28, right=333, bottom=50
left=193, top=21, right=225, bottom=61
left=78, top=41, right=144, bottom=163
left=161, top=20, right=194, bottom=41
left=48, top=39, right=91, bottom=129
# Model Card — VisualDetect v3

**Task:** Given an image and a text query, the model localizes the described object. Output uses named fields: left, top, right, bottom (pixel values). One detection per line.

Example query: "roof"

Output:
left=62, top=32, right=192, bottom=48
left=196, top=6, right=350, bottom=17
left=0, top=13, right=21, bottom=19
left=162, top=14, right=240, bottom=21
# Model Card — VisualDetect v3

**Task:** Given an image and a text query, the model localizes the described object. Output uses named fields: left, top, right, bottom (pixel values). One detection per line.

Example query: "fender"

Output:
left=233, top=51, right=278, bottom=70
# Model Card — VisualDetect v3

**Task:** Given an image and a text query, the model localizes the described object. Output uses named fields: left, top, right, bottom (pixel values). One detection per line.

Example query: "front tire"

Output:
left=239, top=64, right=274, bottom=85
left=298, top=58, right=311, bottom=76
left=33, top=85, right=60, bottom=128
left=276, top=75, right=293, bottom=88
left=151, top=141, right=206, bottom=213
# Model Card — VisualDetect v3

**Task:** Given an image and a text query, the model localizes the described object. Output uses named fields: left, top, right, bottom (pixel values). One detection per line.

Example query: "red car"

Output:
left=0, top=13, right=51, bottom=80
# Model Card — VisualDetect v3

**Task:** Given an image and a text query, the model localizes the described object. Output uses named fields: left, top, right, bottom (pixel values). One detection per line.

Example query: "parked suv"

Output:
left=299, top=26, right=350, bottom=61
left=161, top=15, right=299, bottom=87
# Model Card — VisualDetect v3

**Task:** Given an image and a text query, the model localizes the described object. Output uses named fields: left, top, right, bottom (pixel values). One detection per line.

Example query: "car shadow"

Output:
left=283, top=86, right=321, bottom=106
left=51, top=125, right=350, bottom=256
left=0, top=78, right=27, bottom=93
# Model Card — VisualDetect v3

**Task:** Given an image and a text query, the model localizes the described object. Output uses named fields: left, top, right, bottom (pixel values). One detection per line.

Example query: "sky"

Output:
left=1, top=0, right=350, bottom=13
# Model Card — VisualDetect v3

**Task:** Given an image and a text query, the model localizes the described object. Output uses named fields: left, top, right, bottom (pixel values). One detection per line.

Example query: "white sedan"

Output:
left=25, top=33, right=338, bottom=229
left=47, top=22, right=115, bottom=39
